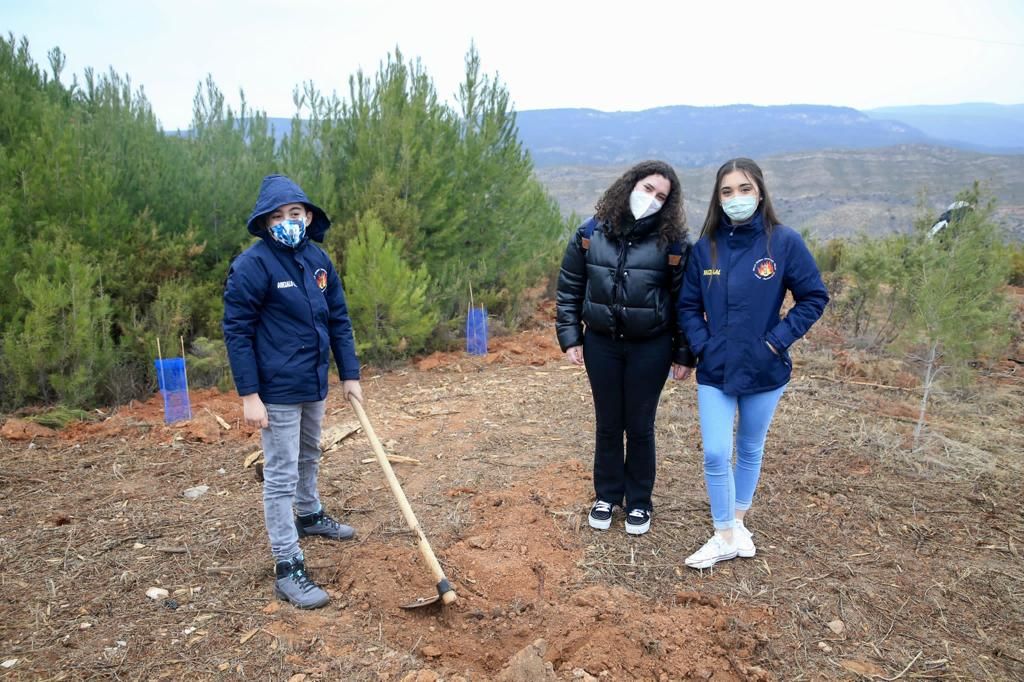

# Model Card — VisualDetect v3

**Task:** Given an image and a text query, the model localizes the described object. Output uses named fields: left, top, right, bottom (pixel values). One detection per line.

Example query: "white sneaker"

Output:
left=734, top=519, right=756, bottom=558
left=685, top=533, right=738, bottom=569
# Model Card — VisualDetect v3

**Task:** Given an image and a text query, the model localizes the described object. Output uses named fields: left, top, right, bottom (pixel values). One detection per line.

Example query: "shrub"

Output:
left=342, top=211, right=438, bottom=365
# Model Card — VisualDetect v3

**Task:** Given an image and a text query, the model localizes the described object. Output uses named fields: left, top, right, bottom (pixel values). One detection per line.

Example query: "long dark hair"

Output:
left=594, top=160, right=687, bottom=245
left=700, top=158, right=780, bottom=263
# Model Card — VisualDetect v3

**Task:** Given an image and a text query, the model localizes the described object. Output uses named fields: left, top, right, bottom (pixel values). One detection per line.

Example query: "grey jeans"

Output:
left=261, top=400, right=326, bottom=561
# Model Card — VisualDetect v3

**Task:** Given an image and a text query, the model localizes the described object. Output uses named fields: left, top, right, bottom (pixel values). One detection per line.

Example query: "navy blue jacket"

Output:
left=223, top=175, right=360, bottom=403
left=677, top=211, right=828, bottom=395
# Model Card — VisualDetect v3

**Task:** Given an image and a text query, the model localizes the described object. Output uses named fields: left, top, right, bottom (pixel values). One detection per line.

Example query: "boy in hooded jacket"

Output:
left=223, top=174, right=362, bottom=609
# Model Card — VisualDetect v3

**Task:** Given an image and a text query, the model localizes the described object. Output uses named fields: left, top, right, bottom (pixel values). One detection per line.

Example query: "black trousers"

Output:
left=583, top=329, right=672, bottom=512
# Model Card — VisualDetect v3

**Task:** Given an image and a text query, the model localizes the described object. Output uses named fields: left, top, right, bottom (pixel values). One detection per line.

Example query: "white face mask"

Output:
left=629, top=190, right=663, bottom=220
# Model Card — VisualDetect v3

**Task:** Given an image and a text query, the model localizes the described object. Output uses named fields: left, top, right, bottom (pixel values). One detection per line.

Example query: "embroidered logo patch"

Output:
left=753, top=258, right=777, bottom=280
left=277, top=280, right=297, bottom=289
left=314, top=268, right=328, bottom=291
left=703, top=268, right=721, bottom=276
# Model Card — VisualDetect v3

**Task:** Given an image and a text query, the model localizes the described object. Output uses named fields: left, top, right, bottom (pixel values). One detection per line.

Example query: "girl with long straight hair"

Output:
left=677, top=158, right=829, bottom=568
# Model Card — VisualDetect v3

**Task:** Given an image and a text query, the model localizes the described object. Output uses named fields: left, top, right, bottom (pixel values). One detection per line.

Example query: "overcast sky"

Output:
left=4, top=0, right=1024, bottom=131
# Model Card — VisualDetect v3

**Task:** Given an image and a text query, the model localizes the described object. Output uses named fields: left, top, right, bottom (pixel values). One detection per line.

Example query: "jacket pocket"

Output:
left=754, top=337, right=790, bottom=387
left=258, top=347, right=299, bottom=388
left=698, top=334, right=726, bottom=385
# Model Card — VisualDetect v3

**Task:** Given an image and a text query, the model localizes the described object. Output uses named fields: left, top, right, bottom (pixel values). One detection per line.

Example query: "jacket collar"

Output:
left=607, top=212, right=660, bottom=240
left=261, top=232, right=310, bottom=254
left=720, top=208, right=766, bottom=234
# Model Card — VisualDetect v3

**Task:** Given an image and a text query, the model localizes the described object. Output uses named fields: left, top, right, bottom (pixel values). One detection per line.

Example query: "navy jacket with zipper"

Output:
left=223, top=175, right=360, bottom=404
left=677, top=210, right=828, bottom=395
left=556, top=214, right=695, bottom=366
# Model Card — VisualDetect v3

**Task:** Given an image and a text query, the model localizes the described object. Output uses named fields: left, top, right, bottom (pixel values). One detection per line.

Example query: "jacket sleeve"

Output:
left=766, top=231, right=830, bottom=351
left=670, top=242, right=696, bottom=367
left=324, top=259, right=361, bottom=381
left=677, top=245, right=711, bottom=357
left=555, top=226, right=588, bottom=351
left=222, top=254, right=267, bottom=396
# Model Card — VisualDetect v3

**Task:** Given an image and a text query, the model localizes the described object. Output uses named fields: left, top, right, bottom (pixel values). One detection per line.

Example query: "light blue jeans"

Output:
left=697, top=384, right=786, bottom=530
left=261, top=400, right=326, bottom=561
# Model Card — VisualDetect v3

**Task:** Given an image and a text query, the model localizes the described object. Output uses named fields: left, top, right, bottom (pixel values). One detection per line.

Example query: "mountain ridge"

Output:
left=513, top=103, right=1024, bottom=167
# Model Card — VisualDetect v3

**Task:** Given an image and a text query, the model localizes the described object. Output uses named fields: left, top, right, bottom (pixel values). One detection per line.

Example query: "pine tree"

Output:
left=901, top=186, right=1012, bottom=448
left=343, top=211, right=437, bottom=364
left=3, top=238, right=114, bottom=406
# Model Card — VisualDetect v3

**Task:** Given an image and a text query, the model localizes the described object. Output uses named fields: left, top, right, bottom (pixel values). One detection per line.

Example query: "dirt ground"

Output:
left=1, top=301, right=1023, bottom=681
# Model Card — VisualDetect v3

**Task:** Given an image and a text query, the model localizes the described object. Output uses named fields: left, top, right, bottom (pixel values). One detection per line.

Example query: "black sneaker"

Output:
left=295, top=509, right=355, bottom=541
left=274, top=557, right=329, bottom=609
left=588, top=500, right=614, bottom=530
left=625, top=508, right=651, bottom=535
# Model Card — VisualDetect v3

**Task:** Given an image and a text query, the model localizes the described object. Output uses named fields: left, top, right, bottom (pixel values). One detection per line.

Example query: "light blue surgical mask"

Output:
left=269, top=217, right=306, bottom=248
left=722, top=195, right=758, bottom=223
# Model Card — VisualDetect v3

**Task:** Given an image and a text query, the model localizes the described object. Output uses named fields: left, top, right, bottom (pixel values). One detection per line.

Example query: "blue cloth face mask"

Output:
left=721, top=195, right=758, bottom=222
left=269, top=218, right=306, bottom=248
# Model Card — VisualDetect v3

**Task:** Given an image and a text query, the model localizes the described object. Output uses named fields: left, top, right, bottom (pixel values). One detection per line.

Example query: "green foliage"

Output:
left=3, top=237, right=115, bottom=407
left=186, top=337, right=233, bottom=392
left=294, top=45, right=563, bottom=326
left=343, top=211, right=437, bottom=364
left=24, top=406, right=93, bottom=429
left=0, top=34, right=240, bottom=409
left=901, top=185, right=1012, bottom=381
left=831, top=233, right=914, bottom=346
left=0, top=34, right=562, bottom=409
left=1008, top=242, right=1024, bottom=287
left=896, top=185, right=1013, bottom=446
left=803, top=230, right=845, bottom=274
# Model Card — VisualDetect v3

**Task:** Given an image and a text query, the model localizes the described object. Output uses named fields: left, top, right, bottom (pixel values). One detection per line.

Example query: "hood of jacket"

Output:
left=246, top=174, right=330, bottom=242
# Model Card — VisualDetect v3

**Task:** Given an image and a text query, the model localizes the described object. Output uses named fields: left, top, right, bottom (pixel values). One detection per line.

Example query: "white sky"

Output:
left=4, top=0, right=1024, bottom=131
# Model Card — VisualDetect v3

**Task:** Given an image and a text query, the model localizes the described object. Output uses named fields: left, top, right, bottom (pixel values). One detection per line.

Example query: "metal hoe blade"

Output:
left=399, top=595, right=442, bottom=610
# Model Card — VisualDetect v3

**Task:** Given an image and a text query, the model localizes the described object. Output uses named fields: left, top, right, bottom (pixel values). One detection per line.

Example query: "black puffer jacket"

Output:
left=556, top=216, right=696, bottom=366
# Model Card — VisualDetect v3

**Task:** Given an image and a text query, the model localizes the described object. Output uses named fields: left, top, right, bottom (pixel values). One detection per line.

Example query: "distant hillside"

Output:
left=865, top=104, right=1024, bottom=153
left=535, top=145, right=1024, bottom=241
left=515, top=105, right=932, bottom=168
left=247, top=104, right=1024, bottom=166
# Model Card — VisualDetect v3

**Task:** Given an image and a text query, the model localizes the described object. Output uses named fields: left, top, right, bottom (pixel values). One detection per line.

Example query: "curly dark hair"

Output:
left=594, top=160, right=687, bottom=245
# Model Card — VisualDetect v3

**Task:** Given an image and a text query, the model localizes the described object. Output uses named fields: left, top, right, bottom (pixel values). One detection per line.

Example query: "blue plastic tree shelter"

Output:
left=154, top=337, right=192, bottom=424
left=466, top=306, right=488, bottom=355
left=465, top=284, right=488, bottom=356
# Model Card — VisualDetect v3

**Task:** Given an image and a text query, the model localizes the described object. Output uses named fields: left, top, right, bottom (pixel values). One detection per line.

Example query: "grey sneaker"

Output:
left=734, top=519, right=756, bottom=558
left=295, top=509, right=355, bottom=541
left=274, top=557, right=329, bottom=609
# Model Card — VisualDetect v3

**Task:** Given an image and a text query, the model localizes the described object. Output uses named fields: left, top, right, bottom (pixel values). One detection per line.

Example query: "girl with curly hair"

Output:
left=556, top=160, right=696, bottom=535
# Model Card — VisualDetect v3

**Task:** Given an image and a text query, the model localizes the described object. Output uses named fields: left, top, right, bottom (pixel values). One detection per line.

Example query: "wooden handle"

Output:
left=349, top=397, right=457, bottom=604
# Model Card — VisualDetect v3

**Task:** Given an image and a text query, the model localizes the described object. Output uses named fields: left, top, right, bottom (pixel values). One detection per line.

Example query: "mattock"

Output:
left=348, top=396, right=458, bottom=609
